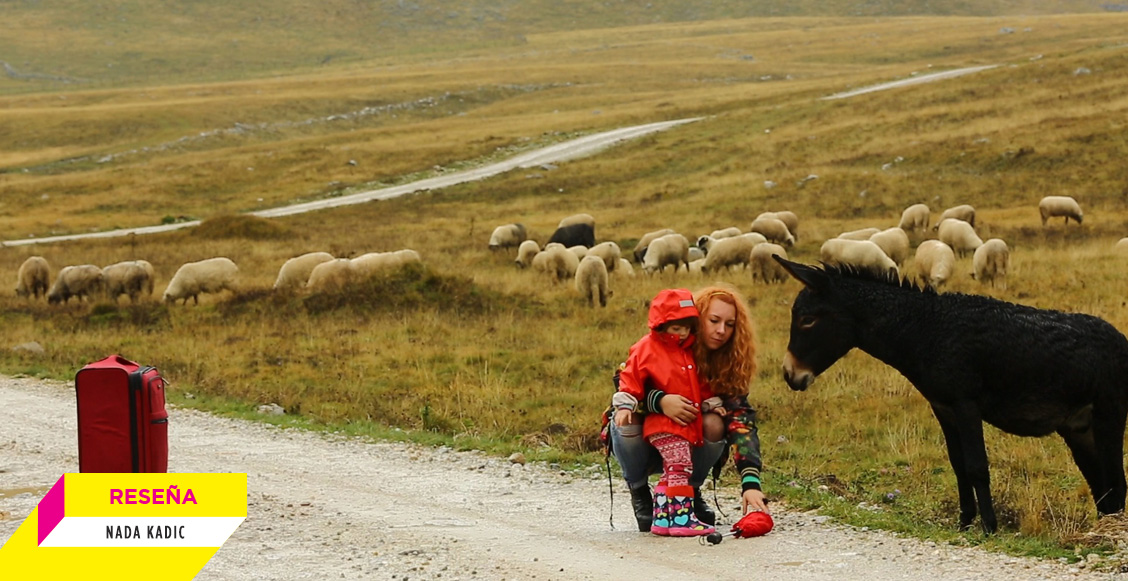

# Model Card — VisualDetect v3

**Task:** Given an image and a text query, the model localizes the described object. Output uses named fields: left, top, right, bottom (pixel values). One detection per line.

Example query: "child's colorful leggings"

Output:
left=648, top=433, right=692, bottom=488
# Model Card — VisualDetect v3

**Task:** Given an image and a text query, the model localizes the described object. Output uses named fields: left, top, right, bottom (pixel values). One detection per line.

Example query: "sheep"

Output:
left=534, top=245, right=580, bottom=283
left=102, top=261, right=154, bottom=304
left=868, top=227, right=911, bottom=267
left=574, top=255, right=610, bottom=307
left=587, top=241, right=621, bottom=273
left=567, top=245, right=588, bottom=260
left=1116, top=238, right=1128, bottom=254
left=688, top=246, right=705, bottom=263
left=634, top=228, right=676, bottom=262
left=47, top=265, right=103, bottom=305
left=273, top=252, right=335, bottom=290
left=134, top=259, right=156, bottom=296
left=749, top=216, right=795, bottom=247
left=162, top=257, right=239, bottom=305
left=1039, top=196, right=1083, bottom=227
left=558, top=213, right=595, bottom=229
left=750, top=242, right=789, bottom=284
left=701, top=234, right=757, bottom=273
left=614, top=258, right=635, bottom=277
left=837, top=227, right=881, bottom=241
left=756, top=211, right=799, bottom=240
left=306, top=258, right=354, bottom=292
left=709, top=227, right=742, bottom=239
left=546, top=223, right=595, bottom=249
left=352, top=249, right=422, bottom=277
left=972, top=238, right=1010, bottom=290
left=488, top=223, right=527, bottom=250
left=819, top=238, right=898, bottom=278
left=937, top=218, right=983, bottom=257
left=642, top=233, right=690, bottom=274
left=515, top=240, right=540, bottom=268
left=898, top=203, right=930, bottom=234
left=698, top=232, right=765, bottom=254
left=15, top=256, right=50, bottom=299
left=914, top=240, right=957, bottom=289
left=936, top=204, right=976, bottom=229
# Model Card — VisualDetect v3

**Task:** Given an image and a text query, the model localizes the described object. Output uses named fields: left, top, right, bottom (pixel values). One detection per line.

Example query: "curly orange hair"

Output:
left=692, top=284, right=758, bottom=398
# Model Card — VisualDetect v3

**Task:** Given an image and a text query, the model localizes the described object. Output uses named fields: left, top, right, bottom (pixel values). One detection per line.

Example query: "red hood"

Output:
left=648, top=288, right=700, bottom=330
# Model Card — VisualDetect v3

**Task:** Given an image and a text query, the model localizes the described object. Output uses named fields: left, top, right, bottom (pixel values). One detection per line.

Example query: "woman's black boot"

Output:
left=629, top=484, right=653, bottom=531
left=693, top=487, right=716, bottom=526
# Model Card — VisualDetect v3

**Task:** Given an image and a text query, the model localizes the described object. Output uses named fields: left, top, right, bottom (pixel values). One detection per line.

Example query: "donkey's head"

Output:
left=774, top=257, right=860, bottom=391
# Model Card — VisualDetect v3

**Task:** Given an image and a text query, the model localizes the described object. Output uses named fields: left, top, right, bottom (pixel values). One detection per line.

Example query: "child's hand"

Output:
left=613, top=408, right=635, bottom=427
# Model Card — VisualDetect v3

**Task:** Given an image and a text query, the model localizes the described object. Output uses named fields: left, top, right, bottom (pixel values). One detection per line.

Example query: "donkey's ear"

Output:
left=773, top=256, right=829, bottom=292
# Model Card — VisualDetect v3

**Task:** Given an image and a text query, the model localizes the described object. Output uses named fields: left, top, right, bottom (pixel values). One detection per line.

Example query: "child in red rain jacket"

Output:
left=612, top=288, right=721, bottom=537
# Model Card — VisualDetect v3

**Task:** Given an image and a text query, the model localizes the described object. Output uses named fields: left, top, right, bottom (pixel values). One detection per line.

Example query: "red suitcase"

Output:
left=75, top=355, right=169, bottom=473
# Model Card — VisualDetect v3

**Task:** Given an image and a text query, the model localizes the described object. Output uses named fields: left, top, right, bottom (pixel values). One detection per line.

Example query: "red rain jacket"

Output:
left=617, top=288, right=712, bottom=445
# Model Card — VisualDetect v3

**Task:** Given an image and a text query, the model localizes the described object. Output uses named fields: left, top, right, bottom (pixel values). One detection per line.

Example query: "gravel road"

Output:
left=1, top=375, right=1124, bottom=580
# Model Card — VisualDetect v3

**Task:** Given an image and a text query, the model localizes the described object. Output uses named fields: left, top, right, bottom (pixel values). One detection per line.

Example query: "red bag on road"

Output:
left=75, top=355, right=169, bottom=473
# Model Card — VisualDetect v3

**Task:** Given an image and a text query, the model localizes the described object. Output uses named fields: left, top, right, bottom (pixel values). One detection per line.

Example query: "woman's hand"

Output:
left=613, top=408, right=636, bottom=427
left=658, top=394, right=699, bottom=426
left=741, top=489, right=769, bottom=514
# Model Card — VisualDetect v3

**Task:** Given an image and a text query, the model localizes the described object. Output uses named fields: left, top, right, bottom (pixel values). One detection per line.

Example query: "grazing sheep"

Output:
left=567, top=245, right=588, bottom=260
left=701, top=234, right=757, bottom=273
left=306, top=258, right=354, bottom=292
left=677, top=258, right=706, bottom=275
left=162, top=257, right=239, bottom=305
left=756, top=211, right=799, bottom=240
left=698, top=232, right=765, bottom=254
left=558, top=213, right=595, bottom=229
left=614, top=258, right=635, bottom=277
left=709, top=227, right=742, bottom=239
left=837, top=227, right=882, bottom=241
left=750, top=216, right=795, bottom=247
left=574, top=255, right=610, bottom=307
left=914, top=240, right=957, bottom=288
left=634, top=228, right=676, bottom=262
left=352, top=249, right=422, bottom=277
left=937, top=218, right=983, bottom=257
left=642, top=233, right=690, bottom=274
left=1039, top=196, right=1083, bottom=227
left=936, top=204, right=976, bottom=229
left=972, top=238, right=1010, bottom=290
left=868, top=227, right=911, bottom=267
left=488, top=223, right=527, bottom=250
left=533, top=245, right=580, bottom=283
left=546, top=223, right=595, bottom=248
left=515, top=240, right=540, bottom=268
left=102, top=261, right=154, bottom=304
left=751, top=242, right=789, bottom=284
left=134, top=259, right=156, bottom=296
left=898, top=203, right=930, bottom=234
left=47, top=265, right=103, bottom=305
left=15, top=256, right=50, bottom=299
left=273, top=252, right=335, bottom=290
left=587, top=241, right=621, bottom=273
left=819, top=239, right=898, bottom=278
left=1116, top=238, right=1128, bottom=254
left=688, top=246, right=705, bottom=262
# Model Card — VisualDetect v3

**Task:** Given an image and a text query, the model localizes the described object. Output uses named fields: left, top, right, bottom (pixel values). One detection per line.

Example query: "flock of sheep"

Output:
left=489, top=195, right=1089, bottom=306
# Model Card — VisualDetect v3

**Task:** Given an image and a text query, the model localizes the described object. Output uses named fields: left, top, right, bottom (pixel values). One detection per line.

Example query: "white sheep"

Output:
left=567, top=245, right=588, bottom=260
left=574, top=255, right=610, bottom=307
left=709, top=227, right=743, bottom=239
left=972, top=238, right=1010, bottom=290
left=937, top=218, right=983, bottom=257
left=533, top=245, right=579, bottom=283
left=47, top=265, right=103, bottom=305
left=352, top=249, right=422, bottom=277
left=698, top=232, right=765, bottom=254
left=936, top=204, right=976, bottom=229
left=1039, top=196, right=1083, bottom=227
left=306, top=258, right=354, bottom=292
left=898, top=203, right=930, bottom=234
left=701, top=234, right=757, bottom=273
left=273, top=252, right=335, bottom=290
left=819, top=239, right=899, bottom=278
left=1115, top=238, right=1128, bottom=254
left=633, top=228, right=676, bottom=262
left=750, top=242, right=789, bottom=284
left=15, top=256, right=50, bottom=299
left=515, top=240, right=540, bottom=268
left=688, top=246, right=705, bottom=263
left=837, top=227, right=882, bottom=241
left=642, top=233, right=690, bottom=274
left=102, top=261, right=154, bottom=304
left=868, top=227, right=911, bottom=267
left=134, top=259, right=156, bottom=296
left=749, top=216, right=795, bottom=247
left=488, top=223, right=527, bottom=250
left=558, top=213, right=595, bottom=229
left=614, top=258, right=635, bottom=277
left=756, top=211, right=799, bottom=240
left=914, top=240, right=956, bottom=289
left=587, top=241, right=621, bottom=273
left=162, top=257, right=239, bottom=305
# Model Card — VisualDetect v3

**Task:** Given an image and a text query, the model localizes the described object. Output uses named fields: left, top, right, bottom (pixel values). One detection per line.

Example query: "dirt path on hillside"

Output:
left=1, top=375, right=1120, bottom=580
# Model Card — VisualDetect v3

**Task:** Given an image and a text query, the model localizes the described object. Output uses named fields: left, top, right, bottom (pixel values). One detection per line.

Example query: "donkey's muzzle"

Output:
left=782, top=351, right=814, bottom=391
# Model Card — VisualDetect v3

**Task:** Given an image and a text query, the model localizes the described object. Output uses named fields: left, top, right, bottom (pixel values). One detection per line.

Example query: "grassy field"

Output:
left=4, top=5, right=1128, bottom=560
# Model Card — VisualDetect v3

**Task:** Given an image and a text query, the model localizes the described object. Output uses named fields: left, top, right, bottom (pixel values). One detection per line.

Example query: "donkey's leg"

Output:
left=931, top=403, right=992, bottom=531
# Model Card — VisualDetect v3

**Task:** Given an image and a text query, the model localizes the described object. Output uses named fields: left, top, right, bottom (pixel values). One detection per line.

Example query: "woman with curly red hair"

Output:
left=609, top=283, right=768, bottom=532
